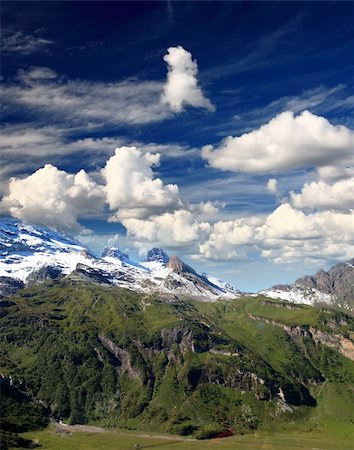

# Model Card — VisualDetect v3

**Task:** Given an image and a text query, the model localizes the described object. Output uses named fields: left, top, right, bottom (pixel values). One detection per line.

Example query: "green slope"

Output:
left=1, top=280, right=353, bottom=448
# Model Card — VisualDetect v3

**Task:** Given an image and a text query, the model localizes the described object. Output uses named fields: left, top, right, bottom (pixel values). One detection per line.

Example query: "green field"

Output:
left=18, top=425, right=354, bottom=450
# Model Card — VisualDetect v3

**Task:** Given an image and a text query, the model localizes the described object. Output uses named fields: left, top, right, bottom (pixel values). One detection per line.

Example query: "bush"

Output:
left=173, top=422, right=198, bottom=436
left=194, top=424, right=224, bottom=439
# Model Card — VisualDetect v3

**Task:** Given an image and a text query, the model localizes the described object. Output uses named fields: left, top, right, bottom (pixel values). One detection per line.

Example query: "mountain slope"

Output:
left=260, top=259, right=354, bottom=313
left=1, top=281, right=353, bottom=439
left=0, top=218, right=239, bottom=300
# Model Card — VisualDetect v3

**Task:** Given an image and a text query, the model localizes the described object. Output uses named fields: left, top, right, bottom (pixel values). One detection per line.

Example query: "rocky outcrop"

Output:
left=0, top=276, right=24, bottom=297
left=160, top=326, right=195, bottom=354
left=26, top=265, right=63, bottom=285
left=261, top=300, right=301, bottom=310
left=248, top=314, right=354, bottom=361
left=98, top=334, right=141, bottom=380
left=69, top=264, right=113, bottom=285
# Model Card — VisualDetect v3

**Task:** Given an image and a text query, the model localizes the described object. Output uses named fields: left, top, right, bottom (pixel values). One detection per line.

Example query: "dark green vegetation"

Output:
left=1, top=280, right=354, bottom=449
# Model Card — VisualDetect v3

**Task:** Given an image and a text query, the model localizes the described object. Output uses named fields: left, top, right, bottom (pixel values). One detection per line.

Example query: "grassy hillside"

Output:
left=1, top=280, right=353, bottom=448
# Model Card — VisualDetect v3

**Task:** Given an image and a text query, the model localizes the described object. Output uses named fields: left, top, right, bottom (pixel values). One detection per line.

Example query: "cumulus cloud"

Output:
left=266, top=178, right=278, bottom=194
left=161, top=46, right=215, bottom=113
left=198, top=203, right=354, bottom=264
left=290, top=178, right=354, bottom=211
left=199, top=217, right=262, bottom=260
left=316, top=164, right=353, bottom=182
left=202, top=111, right=354, bottom=174
left=103, top=146, right=182, bottom=221
left=123, top=209, right=211, bottom=246
left=1, top=165, right=105, bottom=231
left=257, top=204, right=354, bottom=264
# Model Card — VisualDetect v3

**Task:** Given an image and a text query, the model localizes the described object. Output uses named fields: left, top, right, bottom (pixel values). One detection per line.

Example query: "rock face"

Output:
left=296, top=259, right=354, bottom=303
left=26, top=265, right=63, bottom=286
left=0, top=276, right=24, bottom=297
left=261, top=258, right=354, bottom=312
left=146, top=248, right=169, bottom=264
left=166, top=255, right=196, bottom=275
left=248, top=313, right=354, bottom=362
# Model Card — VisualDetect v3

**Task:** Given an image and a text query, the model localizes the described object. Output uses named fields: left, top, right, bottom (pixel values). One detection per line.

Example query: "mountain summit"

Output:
left=146, top=247, right=169, bottom=264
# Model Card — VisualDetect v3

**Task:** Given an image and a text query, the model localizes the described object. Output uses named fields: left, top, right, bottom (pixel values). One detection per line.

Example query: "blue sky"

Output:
left=1, top=1, right=353, bottom=291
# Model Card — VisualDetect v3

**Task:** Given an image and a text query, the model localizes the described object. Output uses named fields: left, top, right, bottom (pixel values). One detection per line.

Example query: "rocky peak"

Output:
left=102, top=246, right=129, bottom=262
left=146, top=248, right=169, bottom=264
left=295, top=258, right=354, bottom=302
left=166, top=255, right=196, bottom=275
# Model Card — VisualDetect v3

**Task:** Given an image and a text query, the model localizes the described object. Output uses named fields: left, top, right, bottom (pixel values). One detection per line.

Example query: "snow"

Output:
left=260, top=286, right=333, bottom=306
left=0, top=217, right=241, bottom=300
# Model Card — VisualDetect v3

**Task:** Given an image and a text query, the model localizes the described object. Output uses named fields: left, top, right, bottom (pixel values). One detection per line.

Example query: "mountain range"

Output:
left=1, top=217, right=353, bottom=313
left=0, top=218, right=240, bottom=301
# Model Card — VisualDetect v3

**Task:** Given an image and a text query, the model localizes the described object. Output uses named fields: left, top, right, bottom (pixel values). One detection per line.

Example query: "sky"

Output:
left=1, top=1, right=354, bottom=291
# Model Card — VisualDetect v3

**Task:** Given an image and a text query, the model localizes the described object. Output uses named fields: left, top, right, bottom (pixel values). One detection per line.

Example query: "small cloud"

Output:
left=267, top=178, right=278, bottom=194
left=18, top=66, right=58, bottom=84
left=161, top=46, right=215, bottom=113
left=1, top=30, right=53, bottom=55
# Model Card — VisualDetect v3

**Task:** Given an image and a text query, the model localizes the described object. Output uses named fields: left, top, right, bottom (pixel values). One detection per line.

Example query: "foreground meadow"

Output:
left=19, top=423, right=354, bottom=450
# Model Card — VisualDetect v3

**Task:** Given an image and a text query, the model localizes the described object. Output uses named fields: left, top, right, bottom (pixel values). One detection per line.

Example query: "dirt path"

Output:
left=54, top=422, right=107, bottom=433
left=53, top=422, right=197, bottom=441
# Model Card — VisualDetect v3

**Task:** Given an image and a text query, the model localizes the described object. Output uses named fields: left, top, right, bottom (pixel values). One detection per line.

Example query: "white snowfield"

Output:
left=0, top=218, right=240, bottom=300
left=259, top=286, right=333, bottom=306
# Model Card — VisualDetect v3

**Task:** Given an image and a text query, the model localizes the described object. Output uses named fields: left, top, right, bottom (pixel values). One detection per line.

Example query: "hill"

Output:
left=1, top=280, right=354, bottom=447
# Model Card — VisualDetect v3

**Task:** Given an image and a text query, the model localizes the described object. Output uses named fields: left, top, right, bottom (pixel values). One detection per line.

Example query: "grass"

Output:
left=18, top=425, right=354, bottom=450
left=2, top=282, right=354, bottom=443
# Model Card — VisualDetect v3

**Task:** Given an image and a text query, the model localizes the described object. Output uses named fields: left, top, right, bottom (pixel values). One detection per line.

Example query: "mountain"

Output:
left=0, top=218, right=239, bottom=300
left=260, top=259, right=354, bottom=313
left=145, top=247, right=170, bottom=264
left=1, top=281, right=354, bottom=443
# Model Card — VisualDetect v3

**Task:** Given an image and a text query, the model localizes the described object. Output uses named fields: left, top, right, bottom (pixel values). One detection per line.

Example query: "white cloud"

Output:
left=290, top=178, right=354, bottom=211
left=103, top=146, right=182, bottom=221
left=161, top=46, right=215, bottom=113
left=1, top=165, right=105, bottom=232
left=123, top=209, right=211, bottom=246
left=2, top=70, right=171, bottom=127
left=199, top=217, right=262, bottom=260
left=317, top=164, right=353, bottom=182
left=1, top=30, right=53, bottom=55
left=257, top=204, right=354, bottom=263
left=267, top=178, right=278, bottom=194
left=202, top=111, right=354, bottom=174
left=18, top=66, right=58, bottom=83
left=198, top=203, right=354, bottom=264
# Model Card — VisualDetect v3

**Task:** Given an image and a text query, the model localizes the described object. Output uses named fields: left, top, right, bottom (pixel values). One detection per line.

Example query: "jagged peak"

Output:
left=102, top=246, right=129, bottom=261
left=146, top=248, right=169, bottom=264
left=166, top=255, right=196, bottom=275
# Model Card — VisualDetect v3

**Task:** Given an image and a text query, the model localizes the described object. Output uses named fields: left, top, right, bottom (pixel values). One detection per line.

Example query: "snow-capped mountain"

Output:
left=260, top=259, right=354, bottom=313
left=0, top=218, right=240, bottom=300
